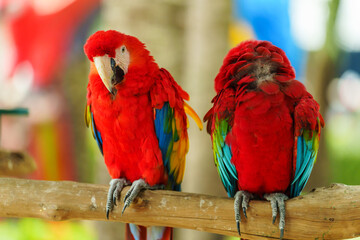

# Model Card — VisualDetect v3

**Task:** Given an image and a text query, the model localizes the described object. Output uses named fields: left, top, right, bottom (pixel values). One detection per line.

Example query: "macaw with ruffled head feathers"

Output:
left=84, top=30, right=202, bottom=240
left=204, top=40, right=324, bottom=239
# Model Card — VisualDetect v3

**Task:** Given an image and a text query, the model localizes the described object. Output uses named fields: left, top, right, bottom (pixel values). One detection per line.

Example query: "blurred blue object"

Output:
left=233, top=0, right=305, bottom=79
left=338, top=52, right=360, bottom=76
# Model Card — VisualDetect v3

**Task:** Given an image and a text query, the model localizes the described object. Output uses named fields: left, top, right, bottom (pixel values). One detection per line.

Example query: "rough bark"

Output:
left=0, top=178, right=359, bottom=239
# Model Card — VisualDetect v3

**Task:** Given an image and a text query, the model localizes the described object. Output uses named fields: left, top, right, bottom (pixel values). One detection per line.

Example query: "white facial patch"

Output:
left=115, top=45, right=130, bottom=74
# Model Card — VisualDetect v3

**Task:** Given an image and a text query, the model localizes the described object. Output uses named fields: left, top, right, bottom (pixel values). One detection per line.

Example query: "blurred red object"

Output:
left=0, top=0, right=101, bottom=181
left=4, top=0, right=101, bottom=87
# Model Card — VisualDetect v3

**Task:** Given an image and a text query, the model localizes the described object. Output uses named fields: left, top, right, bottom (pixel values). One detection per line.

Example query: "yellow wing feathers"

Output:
left=168, top=102, right=201, bottom=185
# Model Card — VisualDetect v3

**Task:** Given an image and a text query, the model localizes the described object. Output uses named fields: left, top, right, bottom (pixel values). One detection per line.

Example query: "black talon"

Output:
left=122, top=202, right=129, bottom=215
left=280, top=228, right=284, bottom=240
left=237, top=220, right=241, bottom=235
left=123, top=193, right=129, bottom=203
left=242, top=207, right=247, bottom=219
left=272, top=215, right=276, bottom=224
left=106, top=209, right=110, bottom=220
left=106, top=197, right=113, bottom=219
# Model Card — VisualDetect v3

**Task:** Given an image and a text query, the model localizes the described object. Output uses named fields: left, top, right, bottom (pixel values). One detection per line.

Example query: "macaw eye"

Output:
left=121, top=46, right=126, bottom=53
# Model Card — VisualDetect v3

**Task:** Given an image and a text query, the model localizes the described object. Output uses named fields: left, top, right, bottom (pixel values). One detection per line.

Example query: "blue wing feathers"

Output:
left=291, top=136, right=307, bottom=184
left=213, top=117, right=238, bottom=197
left=154, top=102, right=181, bottom=191
left=155, top=103, right=172, bottom=167
left=224, top=145, right=237, bottom=179
left=216, top=152, right=231, bottom=186
left=91, top=112, right=103, bottom=155
left=290, top=133, right=317, bottom=197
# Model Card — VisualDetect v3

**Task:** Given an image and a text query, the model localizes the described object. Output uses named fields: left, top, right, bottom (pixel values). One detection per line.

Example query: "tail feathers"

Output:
left=148, top=226, right=172, bottom=240
left=125, top=224, right=172, bottom=240
left=184, top=102, right=203, bottom=130
left=126, top=224, right=146, bottom=240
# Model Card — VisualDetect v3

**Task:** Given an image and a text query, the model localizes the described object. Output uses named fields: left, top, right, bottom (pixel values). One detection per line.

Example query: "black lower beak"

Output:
left=111, top=65, right=125, bottom=86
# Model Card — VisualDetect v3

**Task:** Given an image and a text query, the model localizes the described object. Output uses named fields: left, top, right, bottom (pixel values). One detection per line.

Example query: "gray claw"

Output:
left=122, top=179, right=164, bottom=215
left=234, top=190, right=254, bottom=235
left=242, top=207, right=247, bottom=219
left=106, top=208, right=110, bottom=220
left=236, top=220, right=240, bottom=235
left=106, top=178, right=129, bottom=219
left=264, top=193, right=289, bottom=240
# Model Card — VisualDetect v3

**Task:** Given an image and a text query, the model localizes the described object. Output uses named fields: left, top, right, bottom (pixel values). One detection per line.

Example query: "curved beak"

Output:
left=93, top=55, right=125, bottom=94
left=93, top=55, right=113, bottom=93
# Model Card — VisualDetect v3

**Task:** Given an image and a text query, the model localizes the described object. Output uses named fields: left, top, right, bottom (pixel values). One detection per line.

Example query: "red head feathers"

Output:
left=84, top=30, right=158, bottom=94
left=214, top=40, right=296, bottom=93
left=84, top=30, right=155, bottom=68
left=84, top=30, right=125, bottom=61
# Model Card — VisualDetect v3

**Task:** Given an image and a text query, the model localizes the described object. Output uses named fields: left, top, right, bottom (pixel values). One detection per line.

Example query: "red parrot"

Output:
left=84, top=30, right=202, bottom=240
left=204, top=40, right=324, bottom=239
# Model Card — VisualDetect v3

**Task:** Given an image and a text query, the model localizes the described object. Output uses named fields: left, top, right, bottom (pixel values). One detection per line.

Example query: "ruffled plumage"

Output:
left=205, top=40, right=324, bottom=197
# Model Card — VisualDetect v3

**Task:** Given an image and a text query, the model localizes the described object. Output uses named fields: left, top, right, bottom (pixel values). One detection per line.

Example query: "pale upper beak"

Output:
left=93, top=55, right=125, bottom=94
left=94, top=55, right=113, bottom=92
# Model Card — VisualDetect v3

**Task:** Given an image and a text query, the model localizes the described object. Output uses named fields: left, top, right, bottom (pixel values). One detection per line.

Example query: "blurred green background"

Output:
left=0, top=0, right=359, bottom=239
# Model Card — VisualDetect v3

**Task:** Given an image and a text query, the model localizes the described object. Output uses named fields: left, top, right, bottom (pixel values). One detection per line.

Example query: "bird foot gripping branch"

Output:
left=106, top=178, right=130, bottom=219
left=122, top=179, right=164, bottom=215
left=264, top=193, right=289, bottom=239
left=106, top=178, right=164, bottom=219
left=234, top=190, right=255, bottom=235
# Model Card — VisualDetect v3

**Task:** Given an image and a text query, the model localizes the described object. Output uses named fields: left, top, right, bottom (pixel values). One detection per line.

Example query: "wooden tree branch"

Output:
left=0, top=178, right=359, bottom=239
left=0, top=150, right=36, bottom=177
